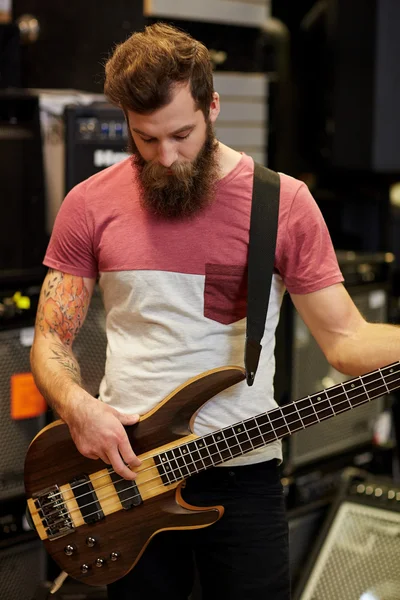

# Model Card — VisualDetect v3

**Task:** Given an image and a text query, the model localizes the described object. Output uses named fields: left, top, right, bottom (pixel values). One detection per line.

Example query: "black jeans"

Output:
left=107, top=460, right=290, bottom=600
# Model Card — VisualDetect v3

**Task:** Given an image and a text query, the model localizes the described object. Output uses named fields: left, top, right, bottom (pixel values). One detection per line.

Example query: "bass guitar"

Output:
left=24, top=362, right=400, bottom=587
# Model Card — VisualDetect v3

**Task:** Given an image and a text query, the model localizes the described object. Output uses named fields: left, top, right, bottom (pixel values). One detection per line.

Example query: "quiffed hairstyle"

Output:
left=104, top=23, right=214, bottom=118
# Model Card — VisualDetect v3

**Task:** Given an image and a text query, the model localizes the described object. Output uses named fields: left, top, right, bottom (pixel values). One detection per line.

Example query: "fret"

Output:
left=223, top=426, right=241, bottom=457
left=165, top=449, right=183, bottom=482
left=203, top=434, right=221, bottom=466
left=212, top=432, right=233, bottom=462
left=155, top=454, right=175, bottom=485
left=309, top=395, right=321, bottom=422
left=172, top=447, right=191, bottom=478
left=363, top=371, right=387, bottom=399
left=232, top=423, right=254, bottom=454
left=256, top=413, right=278, bottom=443
left=292, top=403, right=306, bottom=430
left=382, top=364, right=400, bottom=391
left=245, top=417, right=264, bottom=448
left=194, top=439, right=214, bottom=469
left=295, top=398, right=319, bottom=427
left=379, top=368, right=391, bottom=395
left=265, top=410, right=289, bottom=438
left=318, top=388, right=337, bottom=421
left=279, top=408, right=291, bottom=433
left=358, top=376, right=370, bottom=404
left=341, top=379, right=367, bottom=408
left=180, top=444, right=198, bottom=475
left=186, top=442, right=202, bottom=474
left=281, top=403, right=303, bottom=432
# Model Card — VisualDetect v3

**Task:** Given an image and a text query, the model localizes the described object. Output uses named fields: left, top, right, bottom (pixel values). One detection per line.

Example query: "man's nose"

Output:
left=157, top=142, right=177, bottom=168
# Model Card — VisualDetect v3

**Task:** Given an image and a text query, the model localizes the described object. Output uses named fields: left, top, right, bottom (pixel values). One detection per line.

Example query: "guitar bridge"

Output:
left=33, top=485, right=75, bottom=540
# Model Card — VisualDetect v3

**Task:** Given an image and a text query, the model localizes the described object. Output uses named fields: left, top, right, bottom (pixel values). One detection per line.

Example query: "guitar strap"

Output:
left=245, top=163, right=280, bottom=386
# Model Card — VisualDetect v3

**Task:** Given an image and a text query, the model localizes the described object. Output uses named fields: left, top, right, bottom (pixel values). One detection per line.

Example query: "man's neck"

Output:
left=217, top=142, right=243, bottom=178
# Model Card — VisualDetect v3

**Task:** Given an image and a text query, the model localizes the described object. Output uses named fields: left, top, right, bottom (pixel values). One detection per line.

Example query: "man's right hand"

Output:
left=65, top=391, right=141, bottom=480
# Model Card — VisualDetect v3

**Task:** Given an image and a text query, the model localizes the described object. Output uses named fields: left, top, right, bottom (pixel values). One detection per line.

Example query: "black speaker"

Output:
left=0, top=91, right=47, bottom=275
left=0, top=324, right=45, bottom=501
left=298, top=0, right=400, bottom=173
left=275, top=253, right=391, bottom=473
left=288, top=501, right=330, bottom=588
left=13, top=1, right=145, bottom=93
left=0, top=539, right=47, bottom=600
left=294, top=469, right=400, bottom=599
left=73, top=286, right=107, bottom=399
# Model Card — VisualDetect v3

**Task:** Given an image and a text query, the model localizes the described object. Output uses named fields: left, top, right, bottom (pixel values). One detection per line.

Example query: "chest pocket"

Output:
left=203, top=263, right=247, bottom=325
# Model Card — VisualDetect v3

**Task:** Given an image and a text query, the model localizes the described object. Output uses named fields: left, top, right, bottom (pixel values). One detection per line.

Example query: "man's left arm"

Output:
left=291, top=283, right=400, bottom=376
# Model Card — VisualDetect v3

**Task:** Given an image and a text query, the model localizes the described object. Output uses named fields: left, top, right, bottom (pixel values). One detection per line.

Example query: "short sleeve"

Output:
left=43, top=182, right=98, bottom=278
left=275, top=178, right=343, bottom=294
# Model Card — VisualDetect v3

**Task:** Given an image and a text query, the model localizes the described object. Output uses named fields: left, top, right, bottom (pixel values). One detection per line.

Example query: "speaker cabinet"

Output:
left=13, top=1, right=145, bottom=92
left=294, top=469, right=400, bottom=599
left=0, top=325, right=45, bottom=500
left=72, top=286, right=107, bottom=399
left=0, top=539, right=46, bottom=600
left=275, top=279, right=389, bottom=473
left=288, top=502, right=330, bottom=588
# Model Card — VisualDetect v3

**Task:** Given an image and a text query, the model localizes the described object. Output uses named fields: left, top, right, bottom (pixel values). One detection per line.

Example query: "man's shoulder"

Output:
left=83, top=156, right=134, bottom=193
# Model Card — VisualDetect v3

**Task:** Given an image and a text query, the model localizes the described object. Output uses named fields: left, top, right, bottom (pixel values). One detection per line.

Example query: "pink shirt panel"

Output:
left=44, top=154, right=343, bottom=294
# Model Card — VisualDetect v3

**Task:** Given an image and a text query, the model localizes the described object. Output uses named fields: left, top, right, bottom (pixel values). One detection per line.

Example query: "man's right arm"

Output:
left=30, top=268, right=141, bottom=479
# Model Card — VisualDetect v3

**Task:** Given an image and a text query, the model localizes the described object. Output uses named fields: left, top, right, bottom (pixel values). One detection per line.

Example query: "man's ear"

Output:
left=209, top=92, right=220, bottom=123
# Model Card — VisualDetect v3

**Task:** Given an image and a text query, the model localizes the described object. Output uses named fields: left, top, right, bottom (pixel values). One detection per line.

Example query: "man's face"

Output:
left=126, top=83, right=221, bottom=219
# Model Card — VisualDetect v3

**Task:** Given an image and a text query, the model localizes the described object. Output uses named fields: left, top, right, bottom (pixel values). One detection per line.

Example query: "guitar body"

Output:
left=25, top=366, right=246, bottom=586
left=27, top=359, right=400, bottom=587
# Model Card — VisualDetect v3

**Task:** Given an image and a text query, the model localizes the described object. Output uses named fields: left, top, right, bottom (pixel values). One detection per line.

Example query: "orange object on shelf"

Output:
left=10, top=372, right=47, bottom=420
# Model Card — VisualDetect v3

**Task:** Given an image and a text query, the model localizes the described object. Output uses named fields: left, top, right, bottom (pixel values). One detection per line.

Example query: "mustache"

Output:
left=140, top=160, right=195, bottom=189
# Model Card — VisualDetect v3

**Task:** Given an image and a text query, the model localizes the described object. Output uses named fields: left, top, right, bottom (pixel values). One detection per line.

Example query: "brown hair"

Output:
left=104, top=23, right=214, bottom=118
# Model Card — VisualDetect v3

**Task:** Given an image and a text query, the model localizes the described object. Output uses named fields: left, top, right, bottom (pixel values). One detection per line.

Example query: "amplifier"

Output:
left=0, top=283, right=106, bottom=501
left=294, top=468, right=400, bottom=600
left=0, top=538, right=47, bottom=600
left=13, top=1, right=145, bottom=93
left=73, top=286, right=107, bottom=399
left=64, top=102, right=128, bottom=194
left=0, top=91, right=47, bottom=275
left=275, top=253, right=392, bottom=474
left=0, top=496, right=47, bottom=600
left=0, top=323, right=45, bottom=500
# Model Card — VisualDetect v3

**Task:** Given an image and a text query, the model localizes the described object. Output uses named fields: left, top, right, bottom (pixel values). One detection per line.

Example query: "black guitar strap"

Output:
left=245, top=163, right=280, bottom=386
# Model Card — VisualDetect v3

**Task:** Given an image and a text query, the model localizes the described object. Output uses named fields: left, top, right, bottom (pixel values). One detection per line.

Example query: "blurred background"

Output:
left=1, top=1, right=400, bottom=598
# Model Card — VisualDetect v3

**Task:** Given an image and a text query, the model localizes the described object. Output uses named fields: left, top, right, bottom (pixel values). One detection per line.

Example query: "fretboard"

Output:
left=155, top=362, right=400, bottom=485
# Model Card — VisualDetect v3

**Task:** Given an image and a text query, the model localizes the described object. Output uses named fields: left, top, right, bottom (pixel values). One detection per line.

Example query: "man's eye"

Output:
left=175, top=133, right=191, bottom=141
left=141, top=138, right=155, bottom=144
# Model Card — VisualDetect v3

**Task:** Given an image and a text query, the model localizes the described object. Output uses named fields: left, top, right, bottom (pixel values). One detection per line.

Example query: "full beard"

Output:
left=128, top=121, right=220, bottom=219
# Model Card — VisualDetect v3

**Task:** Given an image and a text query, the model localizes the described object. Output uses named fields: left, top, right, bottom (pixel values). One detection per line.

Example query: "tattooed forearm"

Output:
left=36, top=269, right=90, bottom=345
left=49, top=341, right=82, bottom=385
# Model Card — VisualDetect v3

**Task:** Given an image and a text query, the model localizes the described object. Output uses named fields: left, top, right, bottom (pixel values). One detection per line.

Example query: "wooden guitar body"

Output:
left=26, top=359, right=400, bottom=587
left=24, top=366, right=246, bottom=586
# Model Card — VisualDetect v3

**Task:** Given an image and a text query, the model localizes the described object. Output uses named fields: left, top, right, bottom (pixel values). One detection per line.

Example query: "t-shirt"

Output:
left=44, top=153, right=343, bottom=466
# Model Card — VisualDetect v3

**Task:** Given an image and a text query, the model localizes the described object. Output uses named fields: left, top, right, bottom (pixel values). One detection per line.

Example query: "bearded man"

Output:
left=30, top=22, right=400, bottom=600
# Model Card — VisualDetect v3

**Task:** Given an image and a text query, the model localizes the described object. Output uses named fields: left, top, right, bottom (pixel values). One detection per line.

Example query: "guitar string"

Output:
left=37, top=367, right=399, bottom=512
left=38, top=372, right=399, bottom=526
left=46, top=384, right=397, bottom=528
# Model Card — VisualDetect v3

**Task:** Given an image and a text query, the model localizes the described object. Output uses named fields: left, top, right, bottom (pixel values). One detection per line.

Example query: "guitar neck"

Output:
left=155, top=362, right=400, bottom=484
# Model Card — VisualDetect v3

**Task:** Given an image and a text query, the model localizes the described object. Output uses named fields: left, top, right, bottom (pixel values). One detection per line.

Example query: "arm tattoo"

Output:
left=37, top=269, right=90, bottom=346
left=49, top=341, right=82, bottom=385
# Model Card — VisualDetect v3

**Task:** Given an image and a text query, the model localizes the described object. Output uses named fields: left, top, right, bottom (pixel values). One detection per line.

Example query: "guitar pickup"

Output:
left=108, top=468, right=142, bottom=509
left=70, top=475, right=104, bottom=524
